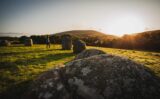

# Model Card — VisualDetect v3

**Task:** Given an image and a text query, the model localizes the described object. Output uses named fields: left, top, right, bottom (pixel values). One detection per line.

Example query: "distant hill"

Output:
left=130, top=30, right=160, bottom=37
left=52, top=30, right=119, bottom=46
left=0, top=30, right=160, bottom=51
left=0, top=33, right=30, bottom=37
left=53, top=30, right=118, bottom=39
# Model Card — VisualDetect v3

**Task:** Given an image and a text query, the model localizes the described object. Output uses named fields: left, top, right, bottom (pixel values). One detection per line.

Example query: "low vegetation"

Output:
left=1, top=30, right=160, bottom=51
left=0, top=44, right=160, bottom=99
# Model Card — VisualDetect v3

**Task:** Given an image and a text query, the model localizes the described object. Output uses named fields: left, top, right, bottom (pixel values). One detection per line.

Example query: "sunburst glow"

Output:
left=107, top=15, right=146, bottom=36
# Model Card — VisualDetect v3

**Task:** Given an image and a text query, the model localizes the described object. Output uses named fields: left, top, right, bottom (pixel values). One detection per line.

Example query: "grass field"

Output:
left=0, top=44, right=160, bottom=99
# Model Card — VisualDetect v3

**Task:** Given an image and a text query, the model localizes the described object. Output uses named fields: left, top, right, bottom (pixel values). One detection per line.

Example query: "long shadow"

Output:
left=0, top=44, right=24, bottom=48
left=0, top=52, right=75, bottom=99
left=0, top=52, right=74, bottom=69
left=1, top=54, right=160, bottom=99
left=0, top=80, right=32, bottom=99
left=15, top=52, right=74, bottom=66
left=0, top=49, right=62, bottom=56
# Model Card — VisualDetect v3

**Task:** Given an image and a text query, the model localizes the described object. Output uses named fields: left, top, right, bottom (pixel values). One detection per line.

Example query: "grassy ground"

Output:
left=90, top=46, right=160, bottom=76
left=0, top=44, right=160, bottom=99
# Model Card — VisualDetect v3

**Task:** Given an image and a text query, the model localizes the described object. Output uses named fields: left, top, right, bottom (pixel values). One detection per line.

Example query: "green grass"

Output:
left=0, top=44, right=75, bottom=99
left=0, top=44, right=160, bottom=99
left=89, top=46, right=160, bottom=76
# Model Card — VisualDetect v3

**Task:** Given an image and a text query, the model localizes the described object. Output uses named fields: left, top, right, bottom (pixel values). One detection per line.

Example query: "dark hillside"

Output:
left=53, top=30, right=118, bottom=46
left=113, top=30, right=160, bottom=50
left=53, top=30, right=117, bottom=39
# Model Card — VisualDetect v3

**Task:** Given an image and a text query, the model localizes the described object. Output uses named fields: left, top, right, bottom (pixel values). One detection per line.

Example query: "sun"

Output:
left=107, top=15, right=145, bottom=36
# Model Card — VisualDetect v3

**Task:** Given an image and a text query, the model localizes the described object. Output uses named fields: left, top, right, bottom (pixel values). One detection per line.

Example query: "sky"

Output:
left=0, top=0, right=160, bottom=36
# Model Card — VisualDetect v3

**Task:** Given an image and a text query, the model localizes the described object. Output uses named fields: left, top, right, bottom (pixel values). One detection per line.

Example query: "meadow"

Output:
left=0, top=44, right=160, bottom=99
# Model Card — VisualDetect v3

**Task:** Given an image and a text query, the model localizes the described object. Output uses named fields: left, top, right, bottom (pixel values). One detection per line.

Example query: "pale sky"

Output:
left=0, top=0, right=160, bottom=36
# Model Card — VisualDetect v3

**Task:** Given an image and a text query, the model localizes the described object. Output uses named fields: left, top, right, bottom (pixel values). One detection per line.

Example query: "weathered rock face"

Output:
left=24, top=68, right=70, bottom=99
left=25, top=38, right=33, bottom=46
left=73, top=40, right=86, bottom=54
left=0, top=40, right=11, bottom=46
left=75, top=49, right=106, bottom=60
left=61, top=35, right=72, bottom=50
left=24, top=54, right=160, bottom=99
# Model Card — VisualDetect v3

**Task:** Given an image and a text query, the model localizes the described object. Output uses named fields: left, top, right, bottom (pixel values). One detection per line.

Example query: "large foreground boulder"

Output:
left=23, top=54, right=160, bottom=99
left=24, top=38, right=33, bottom=46
left=73, top=40, right=86, bottom=54
left=0, top=40, right=11, bottom=46
left=75, top=49, right=106, bottom=60
left=61, top=35, right=72, bottom=50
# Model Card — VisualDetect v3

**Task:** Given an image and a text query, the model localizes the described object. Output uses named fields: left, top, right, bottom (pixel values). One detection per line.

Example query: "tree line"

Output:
left=0, top=30, right=160, bottom=51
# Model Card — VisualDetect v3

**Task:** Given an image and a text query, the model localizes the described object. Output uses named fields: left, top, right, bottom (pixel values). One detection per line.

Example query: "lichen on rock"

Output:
left=23, top=52, right=160, bottom=99
left=75, top=49, right=106, bottom=60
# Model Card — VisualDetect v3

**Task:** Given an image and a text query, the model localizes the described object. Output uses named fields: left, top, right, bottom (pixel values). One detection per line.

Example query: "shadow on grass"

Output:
left=0, top=80, right=32, bottom=99
left=14, top=52, right=74, bottom=66
left=0, top=52, right=74, bottom=69
left=0, top=44, right=25, bottom=47
left=0, top=62, right=18, bottom=70
left=0, top=52, right=75, bottom=99
left=0, top=48, right=62, bottom=56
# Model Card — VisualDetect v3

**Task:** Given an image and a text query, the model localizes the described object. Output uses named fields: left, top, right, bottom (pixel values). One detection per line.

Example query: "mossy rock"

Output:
left=23, top=54, right=160, bottom=99
left=75, top=49, right=106, bottom=60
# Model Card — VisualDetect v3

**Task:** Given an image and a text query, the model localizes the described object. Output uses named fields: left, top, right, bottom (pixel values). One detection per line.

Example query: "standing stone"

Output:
left=23, top=54, right=160, bottom=99
left=24, top=38, right=33, bottom=46
left=73, top=39, right=86, bottom=54
left=61, top=35, right=72, bottom=50
left=75, top=49, right=106, bottom=60
left=0, top=40, right=11, bottom=46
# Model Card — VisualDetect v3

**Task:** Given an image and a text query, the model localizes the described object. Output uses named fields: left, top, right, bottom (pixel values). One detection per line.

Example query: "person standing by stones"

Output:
left=46, top=35, right=51, bottom=48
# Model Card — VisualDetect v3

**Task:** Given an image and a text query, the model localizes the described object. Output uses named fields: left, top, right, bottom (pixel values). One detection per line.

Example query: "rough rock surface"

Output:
left=0, top=40, right=11, bottom=46
left=24, top=54, right=160, bottom=99
left=73, top=40, right=86, bottom=54
left=61, top=35, right=72, bottom=50
left=75, top=49, right=106, bottom=60
left=25, top=38, right=33, bottom=46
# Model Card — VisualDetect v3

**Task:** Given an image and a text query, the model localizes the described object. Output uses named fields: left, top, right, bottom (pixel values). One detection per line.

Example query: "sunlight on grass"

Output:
left=0, top=44, right=75, bottom=98
left=0, top=44, right=159, bottom=99
left=88, top=46, right=160, bottom=76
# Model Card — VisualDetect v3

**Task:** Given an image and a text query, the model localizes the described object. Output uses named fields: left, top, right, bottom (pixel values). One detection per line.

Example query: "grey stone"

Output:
left=23, top=54, right=160, bottom=99
left=75, top=49, right=106, bottom=60
left=25, top=38, right=33, bottom=46
left=73, top=40, right=86, bottom=54
left=0, top=40, right=11, bottom=46
left=61, top=35, right=72, bottom=50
